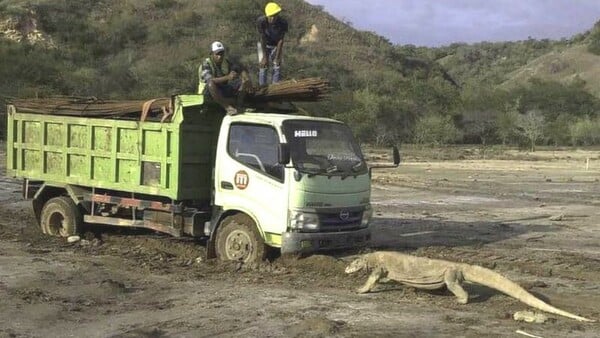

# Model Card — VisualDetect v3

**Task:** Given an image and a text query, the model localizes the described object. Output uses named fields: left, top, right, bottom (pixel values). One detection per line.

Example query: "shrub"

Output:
left=333, top=89, right=377, bottom=143
left=570, top=117, right=600, bottom=145
left=587, top=20, right=600, bottom=55
left=516, top=110, right=545, bottom=151
left=544, top=114, right=573, bottom=146
left=413, top=114, right=462, bottom=146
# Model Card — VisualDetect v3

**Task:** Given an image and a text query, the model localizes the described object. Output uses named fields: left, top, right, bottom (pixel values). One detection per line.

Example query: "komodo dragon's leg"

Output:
left=444, top=268, right=469, bottom=304
left=357, top=267, right=386, bottom=294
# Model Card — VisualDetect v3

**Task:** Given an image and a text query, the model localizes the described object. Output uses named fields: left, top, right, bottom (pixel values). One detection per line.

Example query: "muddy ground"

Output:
left=1, top=145, right=599, bottom=338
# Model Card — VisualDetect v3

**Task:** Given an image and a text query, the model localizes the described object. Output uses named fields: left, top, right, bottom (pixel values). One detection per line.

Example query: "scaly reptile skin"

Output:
left=345, top=251, right=594, bottom=322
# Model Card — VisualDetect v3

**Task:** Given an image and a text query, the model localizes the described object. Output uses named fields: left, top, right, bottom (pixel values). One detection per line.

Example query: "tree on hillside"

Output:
left=544, top=113, right=573, bottom=146
left=413, top=114, right=461, bottom=146
left=460, top=85, right=507, bottom=145
left=464, top=116, right=496, bottom=146
left=374, top=98, right=418, bottom=146
left=517, top=110, right=545, bottom=152
left=215, top=0, right=262, bottom=48
left=333, top=87, right=420, bottom=145
left=515, top=78, right=600, bottom=121
left=569, top=117, right=600, bottom=145
left=333, top=89, right=377, bottom=143
left=587, top=20, right=600, bottom=55
left=496, top=101, right=520, bottom=146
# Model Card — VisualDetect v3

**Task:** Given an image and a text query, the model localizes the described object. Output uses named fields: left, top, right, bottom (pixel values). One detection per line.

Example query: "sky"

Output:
left=304, top=0, right=600, bottom=47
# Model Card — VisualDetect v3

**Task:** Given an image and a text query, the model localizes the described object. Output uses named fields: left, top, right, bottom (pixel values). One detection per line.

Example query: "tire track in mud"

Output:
left=1, top=209, right=358, bottom=291
left=2, top=196, right=597, bottom=295
left=0, top=192, right=597, bottom=295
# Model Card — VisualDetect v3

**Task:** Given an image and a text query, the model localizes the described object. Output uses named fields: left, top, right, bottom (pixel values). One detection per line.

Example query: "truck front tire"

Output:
left=216, top=214, right=266, bottom=263
left=40, top=196, right=82, bottom=237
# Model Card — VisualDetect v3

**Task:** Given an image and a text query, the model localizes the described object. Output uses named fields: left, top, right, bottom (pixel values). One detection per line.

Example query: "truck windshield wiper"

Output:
left=298, top=162, right=353, bottom=177
left=298, top=166, right=340, bottom=177
left=326, top=165, right=341, bottom=174
left=351, top=161, right=364, bottom=172
left=299, top=167, right=324, bottom=177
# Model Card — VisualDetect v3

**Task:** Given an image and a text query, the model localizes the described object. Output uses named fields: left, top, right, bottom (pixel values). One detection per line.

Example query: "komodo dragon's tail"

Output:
left=462, top=264, right=594, bottom=322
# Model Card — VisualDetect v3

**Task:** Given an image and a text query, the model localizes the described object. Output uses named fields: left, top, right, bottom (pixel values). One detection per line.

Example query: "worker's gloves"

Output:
left=228, top=71, right=239, bottom=81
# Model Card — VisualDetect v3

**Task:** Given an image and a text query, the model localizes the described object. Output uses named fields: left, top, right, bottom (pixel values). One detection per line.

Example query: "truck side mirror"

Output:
left=278, top=143, right=290, bottom=165
left=393, top=145, right=400, bottom=165
left=368, top=145, right=401, bottom=177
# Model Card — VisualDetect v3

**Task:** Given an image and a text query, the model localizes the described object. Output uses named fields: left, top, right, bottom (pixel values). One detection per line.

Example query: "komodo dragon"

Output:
left=345, top=251, right=594, bottom=322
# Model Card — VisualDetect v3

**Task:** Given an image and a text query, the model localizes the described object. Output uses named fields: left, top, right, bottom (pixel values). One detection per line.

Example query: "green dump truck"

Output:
left=6, top=94, right=399, bottom=262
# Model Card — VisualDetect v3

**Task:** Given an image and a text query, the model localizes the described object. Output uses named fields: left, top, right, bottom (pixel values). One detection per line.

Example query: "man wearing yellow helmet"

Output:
left=257, top=2, right=288, bottom=86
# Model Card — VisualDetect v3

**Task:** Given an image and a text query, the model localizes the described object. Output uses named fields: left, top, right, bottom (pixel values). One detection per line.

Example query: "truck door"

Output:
left=215, top=122, right=287, bottom=245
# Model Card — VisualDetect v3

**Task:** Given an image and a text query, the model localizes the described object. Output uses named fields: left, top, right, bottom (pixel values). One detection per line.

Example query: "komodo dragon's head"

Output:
left=345, top=256, right=368, bottom=274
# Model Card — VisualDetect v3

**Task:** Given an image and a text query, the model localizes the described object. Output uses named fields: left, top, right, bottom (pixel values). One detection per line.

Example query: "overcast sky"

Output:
left=304, top=0, right=600, bottom=47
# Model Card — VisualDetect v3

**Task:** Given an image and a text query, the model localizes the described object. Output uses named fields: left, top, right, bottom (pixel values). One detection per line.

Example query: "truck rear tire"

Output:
left=216, top=214, right=266, bottom=263
left=40, top=196, right=82, bottom=237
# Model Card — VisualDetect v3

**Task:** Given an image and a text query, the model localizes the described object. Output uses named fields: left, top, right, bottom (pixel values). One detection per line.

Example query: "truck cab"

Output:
left=209, top=113, right=373, bottom=262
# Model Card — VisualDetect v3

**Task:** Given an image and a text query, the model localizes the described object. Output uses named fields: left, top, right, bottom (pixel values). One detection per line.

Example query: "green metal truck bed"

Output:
left=6, top=95, right=222, bottom=201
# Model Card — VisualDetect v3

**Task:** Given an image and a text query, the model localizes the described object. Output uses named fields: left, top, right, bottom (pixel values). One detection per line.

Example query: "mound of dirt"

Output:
left=278, top=254, right=346, bottom=275
left=285, top=317, right=346, bottom=337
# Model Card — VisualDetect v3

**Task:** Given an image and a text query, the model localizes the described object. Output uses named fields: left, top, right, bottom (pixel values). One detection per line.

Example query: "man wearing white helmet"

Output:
left=257, top=2, right=288, bottom=87
left=199, top=41, right=250, bottom=115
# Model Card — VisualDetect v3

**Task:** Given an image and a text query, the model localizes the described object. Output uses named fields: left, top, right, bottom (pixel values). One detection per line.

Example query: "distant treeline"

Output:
left=1, top=0, right=600, bottom=148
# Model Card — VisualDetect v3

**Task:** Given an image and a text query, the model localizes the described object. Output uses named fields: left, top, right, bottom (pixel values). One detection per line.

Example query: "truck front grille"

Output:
left=318, top=210, right=363, bottom=232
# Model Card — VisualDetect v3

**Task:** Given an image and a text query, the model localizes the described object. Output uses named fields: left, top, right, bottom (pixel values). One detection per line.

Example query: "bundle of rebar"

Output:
left=250, top=77, right=329, bottom=102
left=8, top=77, right=330, bottom=120
left=9, top=96, right=171, bottom=121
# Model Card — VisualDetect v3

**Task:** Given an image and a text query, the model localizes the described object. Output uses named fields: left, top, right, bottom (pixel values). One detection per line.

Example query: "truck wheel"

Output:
left=40, top=196, right=82, bottom=237
left=216, top=214, right=266, bottom=263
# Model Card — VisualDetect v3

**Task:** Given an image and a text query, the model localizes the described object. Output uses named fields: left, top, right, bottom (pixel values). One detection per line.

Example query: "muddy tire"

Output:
left=216, top=214, right=266, bottom=263
left=40, top=196, right=82, bottom=237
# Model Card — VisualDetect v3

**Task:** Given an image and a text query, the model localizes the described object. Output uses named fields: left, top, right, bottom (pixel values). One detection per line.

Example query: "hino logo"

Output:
left=339, top=210, right=350, bottom=220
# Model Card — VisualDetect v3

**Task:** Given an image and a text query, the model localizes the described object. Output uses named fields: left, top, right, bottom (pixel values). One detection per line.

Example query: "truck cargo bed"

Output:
left=6, top=95, right=223, bottom=201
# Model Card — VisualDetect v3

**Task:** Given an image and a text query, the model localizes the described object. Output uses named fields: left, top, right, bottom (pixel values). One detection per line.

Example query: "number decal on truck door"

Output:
left=234, top=170, right=249, bottom=190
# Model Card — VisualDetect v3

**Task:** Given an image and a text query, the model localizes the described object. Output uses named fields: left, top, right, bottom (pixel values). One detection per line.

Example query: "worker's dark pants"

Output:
left=258, top=43, right=281, bottom=86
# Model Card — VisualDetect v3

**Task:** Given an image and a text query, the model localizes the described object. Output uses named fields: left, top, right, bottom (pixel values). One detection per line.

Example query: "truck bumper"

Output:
left=280, top=228, right=371, bottom=254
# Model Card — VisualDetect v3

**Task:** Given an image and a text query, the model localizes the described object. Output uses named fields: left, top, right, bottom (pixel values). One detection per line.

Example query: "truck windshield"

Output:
left=282, top=120, right=367, bottom=176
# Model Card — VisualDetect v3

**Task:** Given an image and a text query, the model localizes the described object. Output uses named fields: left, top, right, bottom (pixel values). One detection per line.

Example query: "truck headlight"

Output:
left=289, top=210, right=320, bottom=231
left=361, top=206, right=372, bottom=227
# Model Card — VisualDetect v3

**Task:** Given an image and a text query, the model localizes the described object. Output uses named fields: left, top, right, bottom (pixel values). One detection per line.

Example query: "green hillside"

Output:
left=1, top=0, right=600, bottom=147
left=0, top=0, right=434, bottom=97
left=501, top=45, right=600, bottom=98
left=432, top=33, right=600, bottom=100
left=435, top=39, right=569, bottom=87
left=399, top=25, right=600, bottom=147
